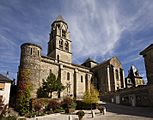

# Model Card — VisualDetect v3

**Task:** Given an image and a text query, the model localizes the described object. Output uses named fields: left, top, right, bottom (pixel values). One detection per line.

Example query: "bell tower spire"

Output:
left=47, top=16, right=72, bottom=63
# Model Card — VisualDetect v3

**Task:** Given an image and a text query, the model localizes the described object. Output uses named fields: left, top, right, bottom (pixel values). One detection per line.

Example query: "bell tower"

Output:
left=47, top=16, right=72, bottom=63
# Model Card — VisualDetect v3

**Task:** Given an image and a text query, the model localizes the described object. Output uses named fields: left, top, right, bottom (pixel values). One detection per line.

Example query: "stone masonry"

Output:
left=18, top=16, right=126, bottom=99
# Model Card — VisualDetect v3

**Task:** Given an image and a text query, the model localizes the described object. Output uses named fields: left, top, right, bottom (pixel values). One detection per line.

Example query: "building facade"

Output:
left=125, top=65, right=145, bottom=88
left=101, top=44, right=153, bottom=107
left=140, top=44, right=153, bottom=85
left=0, top=74, right=12, bottom=105
left=18, top=16, right=126, bottom=99
left=83, top=57, right=126, bottom=93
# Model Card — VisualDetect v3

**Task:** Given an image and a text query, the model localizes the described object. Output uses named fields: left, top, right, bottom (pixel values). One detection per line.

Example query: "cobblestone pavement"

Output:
left=28, top=103, right=153, bottom=120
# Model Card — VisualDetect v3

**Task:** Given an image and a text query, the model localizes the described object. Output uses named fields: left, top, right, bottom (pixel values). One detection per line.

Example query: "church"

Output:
left=18, top=16, right=125, bottom=99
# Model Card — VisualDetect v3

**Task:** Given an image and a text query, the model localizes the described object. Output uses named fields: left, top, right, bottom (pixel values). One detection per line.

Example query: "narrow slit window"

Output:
left=81, top=76, right=83, bottom=83
left=67, top=72, right=70, bottom=80
left=65, top=42, right=69, bottom=51
left=30, top=48, right=33, bottom=55
left=38, top=50, right=40, bottom=56
left=57, top=55, right=59, bottom=62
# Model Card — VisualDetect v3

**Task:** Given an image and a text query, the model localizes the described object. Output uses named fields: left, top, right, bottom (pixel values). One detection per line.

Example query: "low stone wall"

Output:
left=101, top=85, right=153, bottom=107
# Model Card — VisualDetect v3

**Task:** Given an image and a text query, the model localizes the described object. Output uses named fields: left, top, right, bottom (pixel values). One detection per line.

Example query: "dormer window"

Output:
left=59, top=39, right=63, bottom=49
left=62, top=30, right=66, bottom=38
left=65, top=42, right=69, bottom=51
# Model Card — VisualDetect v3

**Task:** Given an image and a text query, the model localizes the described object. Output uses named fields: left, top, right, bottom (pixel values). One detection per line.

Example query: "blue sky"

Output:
left=0, top=0, right=153, bottom=83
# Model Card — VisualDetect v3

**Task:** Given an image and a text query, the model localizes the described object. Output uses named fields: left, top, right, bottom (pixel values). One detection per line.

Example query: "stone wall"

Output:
left=101, top=85, right=153, bottom=107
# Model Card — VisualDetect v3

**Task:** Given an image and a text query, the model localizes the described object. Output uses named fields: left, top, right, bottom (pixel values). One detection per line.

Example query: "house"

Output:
left=0, top=74, right=12, bottom=105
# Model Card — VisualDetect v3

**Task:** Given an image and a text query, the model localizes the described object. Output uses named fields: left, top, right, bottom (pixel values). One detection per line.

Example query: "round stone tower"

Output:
left=19, top=43, right=42, bottom=98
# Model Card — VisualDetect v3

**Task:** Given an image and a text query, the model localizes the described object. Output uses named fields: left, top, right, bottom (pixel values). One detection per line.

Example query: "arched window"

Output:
left=59, top=39, right=63, bottom=49
left=62, top=30, right=66, bottom=38
left=67, top=72, right=70, bottom=80
left=65, top=42, right=69, bottom=51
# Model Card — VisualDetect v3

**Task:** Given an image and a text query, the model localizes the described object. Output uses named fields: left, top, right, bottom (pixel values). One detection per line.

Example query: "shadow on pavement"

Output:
left=103, top=103, right=153, bottom=118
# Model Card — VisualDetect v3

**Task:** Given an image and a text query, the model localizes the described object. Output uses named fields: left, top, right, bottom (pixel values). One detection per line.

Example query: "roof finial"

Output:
left=56, top=15, right=65, bottom=22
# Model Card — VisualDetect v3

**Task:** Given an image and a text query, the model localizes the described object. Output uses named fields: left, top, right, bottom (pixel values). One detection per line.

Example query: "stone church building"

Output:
left=18, top=16, right=125, bottom=99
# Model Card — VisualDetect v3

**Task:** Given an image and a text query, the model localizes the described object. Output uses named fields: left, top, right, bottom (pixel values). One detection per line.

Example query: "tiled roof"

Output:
left=0, top=74, right=12, bottom=82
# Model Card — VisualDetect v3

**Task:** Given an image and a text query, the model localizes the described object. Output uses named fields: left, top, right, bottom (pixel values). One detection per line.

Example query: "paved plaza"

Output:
left=28, top=103, right=153, bottom=120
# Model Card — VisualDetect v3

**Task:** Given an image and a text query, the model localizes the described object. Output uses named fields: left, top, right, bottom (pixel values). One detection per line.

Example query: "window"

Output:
left=67, top=72, right=70, bottom=80
left=57, top=55, right=59, bottom=62
left=59, top=39, right=63, bottom=49
left=116, top=69, right=119, bottom=80
left=38, top=50, right=40, bottom=56
left=30, top=48, right=33, bottom=55
left=0, top=83, right=5, bottom=90
left=50, top=69, right=52, bottom=74
left=62, top=30, right=66, bottom=38
left=65, top=42, right=69, bottom=51
left=57, top=24, right=60, bottom=29
left=81, top=76, right=83, bottom=83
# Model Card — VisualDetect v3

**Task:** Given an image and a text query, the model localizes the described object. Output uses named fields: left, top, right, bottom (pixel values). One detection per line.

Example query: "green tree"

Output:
left=37, top=73, right=65, bottom=98
left=83, top=84, right=99, bottom=105
left=16, top=69, right=32, bottom=115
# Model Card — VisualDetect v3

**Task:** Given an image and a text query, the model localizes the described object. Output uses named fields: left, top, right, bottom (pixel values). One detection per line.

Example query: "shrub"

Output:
left=61, top=97, right=75, bottom=113
left=25, top=112, right=36, bottom=118
left=62, top=97, right=73, bottom=108
left=31, top=98, right=50, bottom=111
left=47, top=99, right=61, bottom=112
left=0, top=99, right=8, bottom=118
left=76, top=100, right=97, bottom=110
left=83, top=84, right=99, bottom=105
left=76, top=110, right=85, bottom=120
left=97, top=105, right=106, bottom=114
left=1, top=115, right=17, bottom=120
left=34, top=103, right=42, bottom=112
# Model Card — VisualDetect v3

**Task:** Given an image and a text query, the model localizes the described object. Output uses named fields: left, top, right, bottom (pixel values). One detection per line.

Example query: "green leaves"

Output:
left=83, top=84, right=99, bottom=104
left=16, top=69, right=32, bottom=115
left=37, top=73, right=65, bottom=98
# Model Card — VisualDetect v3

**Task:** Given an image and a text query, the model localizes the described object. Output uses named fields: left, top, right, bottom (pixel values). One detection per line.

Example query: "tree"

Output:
left=83, top=83, right=99, bottom=106
left=37, top=73, right=65, bottom=98
left=16, top=69, right=32, bottom=115
left=0, top=98, right=7, bottom=118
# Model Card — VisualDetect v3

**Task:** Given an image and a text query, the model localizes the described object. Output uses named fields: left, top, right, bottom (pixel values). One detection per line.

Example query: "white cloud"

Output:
left=63, top=1, right=123, bottom=62
left=59, top=0, right=153, bottom=64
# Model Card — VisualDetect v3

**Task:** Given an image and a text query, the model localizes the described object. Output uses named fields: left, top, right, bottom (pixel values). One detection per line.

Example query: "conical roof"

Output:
left=55, top=15, right=65, bottom=22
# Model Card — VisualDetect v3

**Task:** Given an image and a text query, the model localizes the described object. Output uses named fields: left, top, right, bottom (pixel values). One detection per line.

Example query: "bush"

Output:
left=76, top=110, right=85, bottom=120
left=31, top=98, right=50, bottom=111
left=47, top=99, right=61, bottom=112
left=25, top=112, right=36, bottom=118
left=62, top=97, right=73, bottom=108
left=97, top=105, right=106, bottom=114
left=25, top=111, right=45, bottom=118
left=33, top=103, right=42, bottom=112
left=1, top=115, right=17, bottom=120
left=61, top=97, right=76, bottom=113
left=76, top=100, right=97, bottom=110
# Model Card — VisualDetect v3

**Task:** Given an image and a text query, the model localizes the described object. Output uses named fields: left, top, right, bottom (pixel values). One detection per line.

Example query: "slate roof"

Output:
left=140, top=44, right=153, bottom=55
left=0, top=74, right=12, bottom=83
